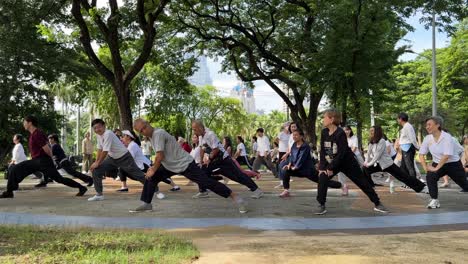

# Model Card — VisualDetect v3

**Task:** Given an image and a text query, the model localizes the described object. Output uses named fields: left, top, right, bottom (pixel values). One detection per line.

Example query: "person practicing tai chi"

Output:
left=1, top=116, right=87, bottom=198
left=87, top=119, right=146, bottom=201
left=316, top=109, right=389, bottom=215
left=419, top=116, right=468, bottom=209
left=278, top=129, right=342, bottom=198
left=132, top=118, right=248, bottom=213
left=47, top=134, right=94, bottom=186
left=397, top=112, right=423, bottom=182
left=252, top=128, right=278, bottom=177
left=362, top=126, right=427, bottom=194
left=191, top=120, right=264, bottom=199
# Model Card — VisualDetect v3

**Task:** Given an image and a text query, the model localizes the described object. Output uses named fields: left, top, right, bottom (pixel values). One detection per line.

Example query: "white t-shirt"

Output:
left=151, top=128, right=194, bottom=172
left=347, top=135, right=361, bottom=156
left=127, top=141, right=150, bottom=170
left=12, top=143, right=27, bottom=164
left=199, top=128, right=229, bottom=159
left=190, top=145, right=201, bottom=164
left=288, top=134, right=294, bottom=149
left=96, top=130, right=128, bottom=159
left=141, top=140, right=152, bottom=156
left=237, top=143, right=247, bottom=156
left=256, top=135, right=271, bottom=156
left=399, top=122, right=419, bottom=148
left=386, top=140, right=397, bottom=157
left=277, top=132, right=290, bottom=152
left=419, top=131, right=459, bottom=163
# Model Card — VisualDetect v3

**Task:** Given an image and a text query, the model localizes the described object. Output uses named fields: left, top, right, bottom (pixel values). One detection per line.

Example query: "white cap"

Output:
left=121, top=130, right=134, bottom=139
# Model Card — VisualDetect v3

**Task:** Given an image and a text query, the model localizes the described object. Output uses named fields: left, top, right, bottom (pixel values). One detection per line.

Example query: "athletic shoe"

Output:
left=459, top=189, right=468, bottom=193
left=421, top=186, right=429, bottom=194
left=87, top=195, right=104, bottom=201
left=374, top=203, right=389, bottom=213
left=389, top=180, right=395, bottom=194
left=341, top=184, right=349, bottom=196
left=237, top=199, right=248, bottom=214
left=250, top=188, right=264, bottom=199
left=192, top=192, right=209, bottom=199
left=156, top=192, right=165, bottom=199
left=34, top=182, right=47, bottom=188
left=0, top=191, right=14, bottom=198
left=170, top=186, right=181, bottom=192
left=76, top=187, right=87, bottom=197
left=115, top=176, right=121, bottom=181
left=439, top=182, right=450, bottom=188
left=427, top=199, right=440, bottom=209
left=315, top=205, right=327, bottom=215
left=116, top=188, right=129, bottom=192
left=274, top=182, right=283, bottom=189
left=279, top=190, right=290, bottom=198
left=129, top=203, right=153, bottom=213
left=419, top=178, right=426, bottom=183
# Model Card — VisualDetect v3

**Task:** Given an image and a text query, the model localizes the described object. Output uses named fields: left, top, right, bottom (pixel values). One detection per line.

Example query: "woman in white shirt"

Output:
left=419, top=116, right=468, bottom=209
left=234, top=136, right=253, bottom=169
left=10, top=134, right=27, bottom=165
left=362, top=126, right=427, bottom=194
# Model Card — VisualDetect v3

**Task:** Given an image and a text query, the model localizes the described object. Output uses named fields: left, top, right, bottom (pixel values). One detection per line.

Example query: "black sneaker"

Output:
left=86, top=178, right=94, bottom=187
left=35, top=181, right=47, bottom=188
left=315, top=205, right=327, bottom=215
left=116, top=188, right=129, bottom=192
left=0, top=191, right=14, bottom=198
left=459, top=189, right=468, bottom=193
left=76, top=187, right=87, bottom=197
left=170, top=186, right=181, bottom=192
left=374, top=203, right=389, bottom=213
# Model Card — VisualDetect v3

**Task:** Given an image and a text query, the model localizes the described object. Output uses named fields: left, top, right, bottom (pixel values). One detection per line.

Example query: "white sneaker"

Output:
left=156, top=192, right=165, bottom=199
left=192, top=192, right=209, bottom=199
left=115, top=176, right=121, bottom=181
left=421, top=186, right=429, bottom=194
left=427, top=199, right=440, bottom=209
left=250, top=188, right=264, bottom=199
left=419, top=178, right=426, bottom=183
left=389, top=180, right=395, bottom=194
left=87, top=195, right=104, bottom=201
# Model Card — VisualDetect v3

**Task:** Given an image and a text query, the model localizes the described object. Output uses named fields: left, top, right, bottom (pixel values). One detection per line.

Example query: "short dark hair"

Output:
left=252, top=136, right=257, bottom=141
left=398, top=113, right=409, bottom=122
left=370, top=126, right=383, bottom=144
left=256, top=128, right=264, bottom=133
left=91, top=119, right=105, bottom=127
left=293, top=129, right=305, bottom=137
left=48, top=134, right=60, bottom=143
left=24, top=115, right=38, bottom=127
left=288, top=122, right=299, bottom=133
left=344, top=125, right=354, bottom=137
left=237, top=135, right=244, bottom=144
left=14, top=134, right=23, bottom=143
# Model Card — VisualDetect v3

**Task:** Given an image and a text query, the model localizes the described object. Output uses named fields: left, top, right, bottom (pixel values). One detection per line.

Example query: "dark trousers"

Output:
left=236, top=155, right=253, bottom=170
left=141, top=161, right=232, bottom=203
left=317, top=160, right=380, bottom=206
left=60, top=159, right=92, bottom=184
left=363, top=163, right=425, bottom=191
left=426, top=161, right=468, bottom=199
left=253, top=155, right=278, bottom=177
left=283, top=168, right=341, bottom=190
left=119, top=164, right=171, bottom=185
left=6, top=156, right=83, bottom=193
left=401, top=144, right=417, bottom=178
left=200, top=158, right=259, bottom=192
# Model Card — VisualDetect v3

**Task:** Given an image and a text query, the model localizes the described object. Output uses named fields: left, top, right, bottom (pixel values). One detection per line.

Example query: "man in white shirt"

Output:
left=132, top=118, right=248, bottom=213
left=191, top=120, right=264, bottom=199
left=397, top=113, right=419, bottom=180
left=252, top=128, right=278, bottom=177
left=87, top=119, right=146, bottom=201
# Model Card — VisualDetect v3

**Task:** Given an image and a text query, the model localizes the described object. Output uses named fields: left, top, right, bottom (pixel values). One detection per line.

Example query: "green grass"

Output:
left=0, top=225, right=199, bottom=264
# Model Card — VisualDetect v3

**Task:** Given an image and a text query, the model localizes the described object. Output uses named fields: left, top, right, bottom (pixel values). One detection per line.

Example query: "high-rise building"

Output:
left=230, top=83, right=256, bottom=114
left=188, top=55, right=213, bottom=87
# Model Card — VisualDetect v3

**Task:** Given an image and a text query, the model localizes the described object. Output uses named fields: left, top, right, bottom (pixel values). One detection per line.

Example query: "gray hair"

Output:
left=425, top=116, right=444, bottom=131
left=191, top=119, right=205, bottom=129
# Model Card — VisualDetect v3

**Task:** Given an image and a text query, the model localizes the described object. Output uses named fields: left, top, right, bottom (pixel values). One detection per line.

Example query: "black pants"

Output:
left=200, top=158, right=259, bottom=192
left=59, top=159, right=93, bottom=184
left=283, top=168, right=342, bottom=190
left=6, top=156, right=83, bottom=193
left=426, top=161, right=468, bottom=199
left=141, top=161, right=232, bottom=203
left=401, top=144, right=417, bottom=178
left=236, top=155, right=253, bottom=170
left=317, top=159, right=381, bottom=206
left=363, top=163, right=425, bottom=192
left=6, top=164, right=42, bottom=180
left=119, top=164, right=171, bottom=185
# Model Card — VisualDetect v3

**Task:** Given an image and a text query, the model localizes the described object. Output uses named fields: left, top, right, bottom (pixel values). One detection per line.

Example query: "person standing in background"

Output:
left=82, top=132, right=94, bottom=174
left=141, top=136, right=153, bottom=161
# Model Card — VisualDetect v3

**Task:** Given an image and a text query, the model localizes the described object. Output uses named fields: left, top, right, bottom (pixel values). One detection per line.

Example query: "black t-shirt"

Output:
left=51, top=143, right=67, bottom=163
left=319, top=127, right=355, bottom=171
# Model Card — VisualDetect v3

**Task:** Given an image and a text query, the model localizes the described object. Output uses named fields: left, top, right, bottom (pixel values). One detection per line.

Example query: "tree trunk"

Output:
left=290, top=92, right=322, bottom=147
left=114, top=81, right=133, bottom=130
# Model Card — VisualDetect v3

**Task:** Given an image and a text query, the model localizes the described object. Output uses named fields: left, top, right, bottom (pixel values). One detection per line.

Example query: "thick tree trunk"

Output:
left=113, top=81, right=133, bottom=130
left=290, top=92, right=322, bottom=147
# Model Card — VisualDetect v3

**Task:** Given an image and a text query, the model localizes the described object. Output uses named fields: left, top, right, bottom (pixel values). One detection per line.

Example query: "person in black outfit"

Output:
left=48, top=134, right=93, bottom=186
left=0, top=116, right=87, bottom=198
left=278, top=129, right=342, bottom=198
left=316, top=109, right=388, bottom=215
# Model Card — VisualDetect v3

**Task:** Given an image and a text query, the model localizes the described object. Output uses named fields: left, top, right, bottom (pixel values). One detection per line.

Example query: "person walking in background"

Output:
left=1, top=116, right=87, bottom=198
left=397, top=113, right=421, bottom=181
left=252, top=128, right=278, bottom=177
left=419, top=116, right=468, bottom=209
left=82, top=132, right=94, bottom=174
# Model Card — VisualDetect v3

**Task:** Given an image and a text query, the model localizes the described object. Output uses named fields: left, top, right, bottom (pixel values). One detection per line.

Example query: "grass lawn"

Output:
left=0, top=225, right=199, bottom=264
